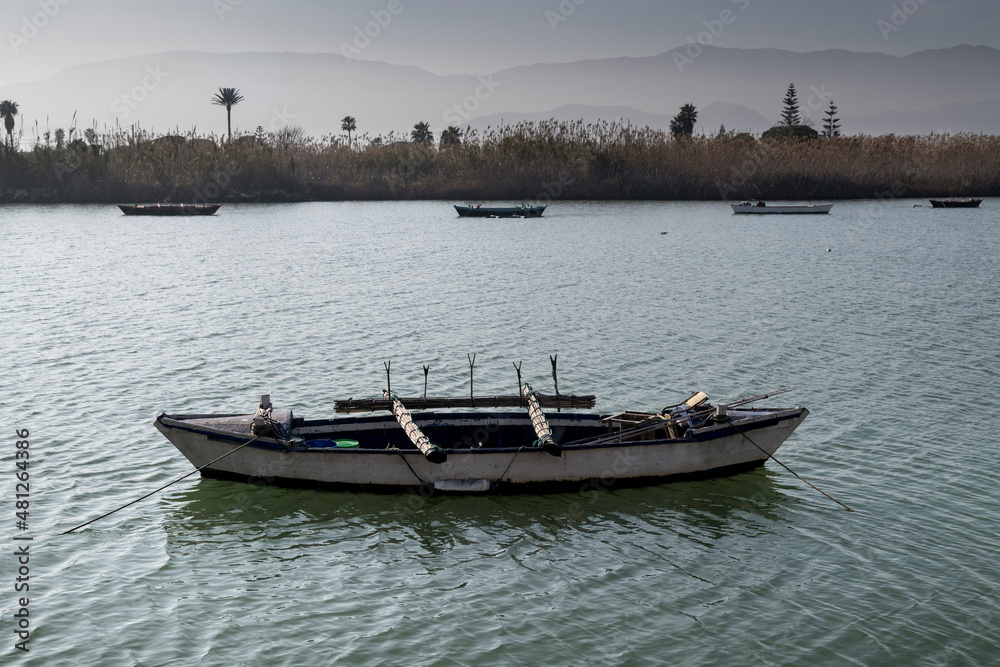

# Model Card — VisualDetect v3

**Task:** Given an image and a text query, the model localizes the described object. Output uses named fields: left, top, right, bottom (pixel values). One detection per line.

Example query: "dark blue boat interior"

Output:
left=294, top=411, right=608, bottom=451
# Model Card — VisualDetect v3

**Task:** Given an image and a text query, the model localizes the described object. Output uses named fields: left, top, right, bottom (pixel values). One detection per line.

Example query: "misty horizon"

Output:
left=4, top=0, right=1000, bottom=85
left=2, top=1, right=999, bottom=141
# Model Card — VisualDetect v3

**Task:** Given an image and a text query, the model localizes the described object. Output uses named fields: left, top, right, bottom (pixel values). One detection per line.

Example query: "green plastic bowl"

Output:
left=334, top=439, right=360, bottom=449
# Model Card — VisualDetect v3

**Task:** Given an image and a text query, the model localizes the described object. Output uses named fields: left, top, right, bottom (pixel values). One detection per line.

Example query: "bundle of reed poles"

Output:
left=335, top=393, right=596, bottom=414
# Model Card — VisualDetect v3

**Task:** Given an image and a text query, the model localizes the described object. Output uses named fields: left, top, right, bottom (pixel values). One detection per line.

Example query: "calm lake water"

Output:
left=2, top=200, right=999, bottom=665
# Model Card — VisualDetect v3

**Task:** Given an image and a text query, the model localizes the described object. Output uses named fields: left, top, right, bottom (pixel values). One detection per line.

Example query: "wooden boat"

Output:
left=153, top=387, right=808, bottom=494
left=731, top=202, right=833, bottom=214
left=455, top=204, right=546, bottom=218
left=929, top=199, right=982, bottom=208
left=118, top=203, right=221, bottom=216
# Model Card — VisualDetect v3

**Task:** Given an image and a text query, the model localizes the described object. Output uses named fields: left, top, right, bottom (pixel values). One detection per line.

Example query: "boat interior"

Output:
left=289, top=391, right=720, bottom=451
left=163, top=391, right=799, bottom=455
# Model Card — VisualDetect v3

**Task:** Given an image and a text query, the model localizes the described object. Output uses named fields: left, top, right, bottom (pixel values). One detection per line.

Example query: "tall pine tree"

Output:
left=823, top=101, right=841, bottom=138
left=780, top=84, right=800, bottom=126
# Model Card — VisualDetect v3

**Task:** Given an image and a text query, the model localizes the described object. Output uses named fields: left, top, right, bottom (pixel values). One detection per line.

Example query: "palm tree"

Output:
left=669, top=103, right=698, bottom=138
left=341, top=116, right=356, bottom=143
left=439, top=125, right=462, bottom=148
left=211, top=87, right=244, bottom=141
left=411, top=121, right=433, bottom=145
left=0, top=100, right=19, bottom=146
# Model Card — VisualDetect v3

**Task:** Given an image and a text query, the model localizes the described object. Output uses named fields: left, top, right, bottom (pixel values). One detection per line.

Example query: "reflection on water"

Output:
left=164, top=467, right=795, bottom=548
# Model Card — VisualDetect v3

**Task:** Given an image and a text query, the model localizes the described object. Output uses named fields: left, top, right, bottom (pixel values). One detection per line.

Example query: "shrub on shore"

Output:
left=1, top=121, right=997, bottom=202
left=761, top=125, right=819, bottom=141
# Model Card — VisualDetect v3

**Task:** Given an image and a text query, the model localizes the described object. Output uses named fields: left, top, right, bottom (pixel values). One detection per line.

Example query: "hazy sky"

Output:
left=2, top=0, right=998, bottom=86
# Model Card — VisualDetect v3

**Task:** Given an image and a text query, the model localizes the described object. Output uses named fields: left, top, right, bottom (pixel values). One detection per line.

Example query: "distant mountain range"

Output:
left=1, top=45, right=997, bottom=141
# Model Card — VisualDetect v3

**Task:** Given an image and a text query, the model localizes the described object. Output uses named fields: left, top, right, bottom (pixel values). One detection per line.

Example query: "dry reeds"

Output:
left=1, top=121, right=998, bottom=202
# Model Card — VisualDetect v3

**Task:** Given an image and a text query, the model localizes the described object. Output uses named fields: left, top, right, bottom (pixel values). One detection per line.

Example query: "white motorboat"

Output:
left=732, top=202, right=833, bottom=214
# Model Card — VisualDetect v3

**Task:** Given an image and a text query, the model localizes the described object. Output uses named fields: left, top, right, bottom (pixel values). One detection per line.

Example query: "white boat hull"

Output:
left=731, top=204, right=833, bottom=214
left=154, top=408, right=808, bottom=493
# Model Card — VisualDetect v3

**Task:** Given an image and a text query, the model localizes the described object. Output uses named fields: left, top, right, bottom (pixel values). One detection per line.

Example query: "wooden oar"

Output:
left=384, top=390, right=447, bottom=464
left=522, top=383, right=563, bottom=457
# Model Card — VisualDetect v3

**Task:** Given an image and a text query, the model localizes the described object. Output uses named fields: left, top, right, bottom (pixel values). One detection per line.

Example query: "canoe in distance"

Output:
left=929, top=199, right=982, bottom=208
left=455, top=205, right=546, bottom=218
left=731, top=203, right=833, bottom=214
left=118, top=204, right=221, bottom=216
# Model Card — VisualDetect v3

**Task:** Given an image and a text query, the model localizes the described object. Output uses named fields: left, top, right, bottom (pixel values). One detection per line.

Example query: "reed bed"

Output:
left=2, top=121, right=998, bottom=202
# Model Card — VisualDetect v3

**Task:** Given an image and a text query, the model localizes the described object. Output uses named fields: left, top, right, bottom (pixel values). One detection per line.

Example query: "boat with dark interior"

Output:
left=455, top=204, right=546, bottom=218
left=118, top=203, right=221, bottom=216
left=929, top=199, right=982, bottom=208
left=154, top=384, right=807, bottom=494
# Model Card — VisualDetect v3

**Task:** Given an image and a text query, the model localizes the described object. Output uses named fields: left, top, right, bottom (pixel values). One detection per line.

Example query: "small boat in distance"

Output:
left=929, top=199, right=982, bottom=208
left=731, top=202, right=833, bottom=215
left=455, top=204, right=546, bottom=218
left=118, top=203, right=221, bottom=216
left=153, top=384, right=808, bottom=495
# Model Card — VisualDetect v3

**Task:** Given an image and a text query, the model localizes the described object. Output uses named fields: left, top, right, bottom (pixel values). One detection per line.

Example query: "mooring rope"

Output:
left=390, top=445, right=429, bottom=485
left=63, top=433, right=263, bottom=534
left=729, top=419, right=853, bottom=512
left=496, top=446, right=527, bottom=484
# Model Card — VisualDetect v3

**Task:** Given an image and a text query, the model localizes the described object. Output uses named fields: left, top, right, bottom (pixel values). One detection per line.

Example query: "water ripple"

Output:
left=4, top=200, right=1000, bottom=664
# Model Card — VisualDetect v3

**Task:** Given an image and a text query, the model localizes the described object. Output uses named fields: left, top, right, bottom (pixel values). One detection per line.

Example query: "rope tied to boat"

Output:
left=496, top=446, right=527, bottom=484
left=726, top=417, right=853, bottom=512
left=388, top=444, right=429, bottom=485
left=251, top=404, right=280, bottom=437
left=62, top=432, right=262, bottom=534
left=248, top=395, right=296, bottom=447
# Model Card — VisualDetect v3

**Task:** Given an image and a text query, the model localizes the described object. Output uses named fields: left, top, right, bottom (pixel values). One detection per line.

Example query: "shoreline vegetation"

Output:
left=1, top=121, right=998, bottom=204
